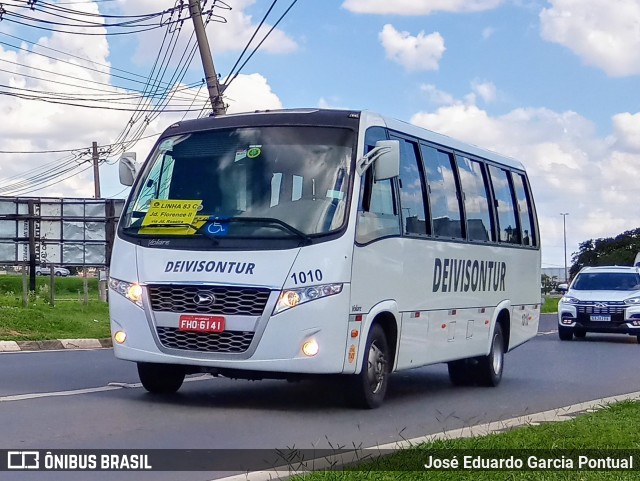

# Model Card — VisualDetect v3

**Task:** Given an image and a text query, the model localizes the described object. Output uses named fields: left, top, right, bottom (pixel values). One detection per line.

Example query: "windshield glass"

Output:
left=571, top=272, right=640, bottom=291
left=122, top=126, right=353, bottom=239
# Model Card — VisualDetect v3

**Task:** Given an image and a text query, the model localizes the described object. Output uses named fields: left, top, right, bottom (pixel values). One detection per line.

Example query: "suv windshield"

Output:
left=571, top=272, right=640, bottom=291
left=122, top=126, right=353, bottom=239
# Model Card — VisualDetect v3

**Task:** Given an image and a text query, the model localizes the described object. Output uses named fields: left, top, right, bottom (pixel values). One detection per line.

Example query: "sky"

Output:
left=0, top=0, right=639, bottom=271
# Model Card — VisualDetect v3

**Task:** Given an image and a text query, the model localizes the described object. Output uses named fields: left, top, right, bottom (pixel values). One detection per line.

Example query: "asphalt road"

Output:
left=2, top=314, right=640, bottom=481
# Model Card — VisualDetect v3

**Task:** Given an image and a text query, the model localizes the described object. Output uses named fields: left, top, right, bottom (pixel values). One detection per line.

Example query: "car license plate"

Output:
left=178, top=315, right=225, bottom=332
left=590, top=315, right=611, bottom=322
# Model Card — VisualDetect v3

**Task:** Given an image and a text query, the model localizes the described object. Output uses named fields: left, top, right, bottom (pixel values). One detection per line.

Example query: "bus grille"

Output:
left=156, top=327, right=254, bottom=353
left=147, top=285, right=270, bottom=316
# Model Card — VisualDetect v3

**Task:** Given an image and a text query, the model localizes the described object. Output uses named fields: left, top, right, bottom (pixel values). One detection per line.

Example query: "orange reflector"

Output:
left=348, top=345, right=356, bottom=364
left=351, top=330, right=359, bottom=338
left=441, top=323, right=447, bottom=329
left=485, top=320, right=490, bottom=325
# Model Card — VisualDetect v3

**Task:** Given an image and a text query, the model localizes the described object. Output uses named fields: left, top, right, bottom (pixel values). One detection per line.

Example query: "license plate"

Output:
left=590, top=315, right=611, bottom=322
left=178, top=315, right=225, bottom=332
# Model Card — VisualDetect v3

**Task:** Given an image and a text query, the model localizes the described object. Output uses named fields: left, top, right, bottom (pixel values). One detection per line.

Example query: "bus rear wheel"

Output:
left=137, top=362, right=185, bottom=394
left=347, top=324, right=390, bottom=409
left=475, top=323, right=504, bottom=387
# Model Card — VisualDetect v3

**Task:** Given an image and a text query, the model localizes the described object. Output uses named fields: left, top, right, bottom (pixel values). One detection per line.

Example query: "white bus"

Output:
left=109, top=109, right=541, bottom=408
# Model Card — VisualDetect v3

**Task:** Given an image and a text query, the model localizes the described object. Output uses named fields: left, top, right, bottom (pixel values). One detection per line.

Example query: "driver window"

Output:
left=356, top=127, right=401, bottom=244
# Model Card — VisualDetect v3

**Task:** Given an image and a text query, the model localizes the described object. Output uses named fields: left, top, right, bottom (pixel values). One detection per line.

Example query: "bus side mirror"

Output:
left=373, top=140, right=400, bottom=181
left=118, top=152, right=138, bottom=186
left=356, top=140, right=400, bottom=179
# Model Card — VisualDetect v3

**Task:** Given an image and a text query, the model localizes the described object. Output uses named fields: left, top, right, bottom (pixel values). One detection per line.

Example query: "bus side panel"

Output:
left=351, top=238, right=540, bottom=371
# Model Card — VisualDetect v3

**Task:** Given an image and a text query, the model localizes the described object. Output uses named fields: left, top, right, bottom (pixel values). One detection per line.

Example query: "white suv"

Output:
left=558, top=266, right=640, bottom=342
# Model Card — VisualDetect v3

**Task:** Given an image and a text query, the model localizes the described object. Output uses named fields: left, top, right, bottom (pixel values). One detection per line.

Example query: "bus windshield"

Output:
left=122, top=126, right=354, bottom=238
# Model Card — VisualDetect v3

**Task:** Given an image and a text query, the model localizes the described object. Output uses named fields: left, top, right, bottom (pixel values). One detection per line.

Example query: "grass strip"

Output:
left=292, top=401, right=640, bottom=480
left=0, top=276, right=110, bottom=341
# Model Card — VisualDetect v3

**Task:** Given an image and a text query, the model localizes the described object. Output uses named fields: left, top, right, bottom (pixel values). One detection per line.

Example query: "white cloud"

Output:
left=342, top=0, right=504, bottom=15
left=612, top=112, right=640, bottom=152
left=223, top=73, right=283, bottom=113
left=379, top=24, right=445, bottom=71
left=540, top=0, right=640, bottom=77
left=471, top=80, right=497, bottom=103
left=410, top=89, right=640, bottom=267
left=420, top=84, right=456, bottom=105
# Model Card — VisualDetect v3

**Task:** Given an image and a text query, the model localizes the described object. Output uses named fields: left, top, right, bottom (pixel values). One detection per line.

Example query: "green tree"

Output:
left=571, top=227, right=640, bottom=277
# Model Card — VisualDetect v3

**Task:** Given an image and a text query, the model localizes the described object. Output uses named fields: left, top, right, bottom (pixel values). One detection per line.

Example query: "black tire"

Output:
left=558, top=326, right=573, bottom=341
left=475, top=323, right=504, bottom=387
left=55, top=271, right=62, bottom=276
left=347, top=324, right=390, bottom=409
left=574, top=329, right=586, bottom=339
left=137, top=362, right=185, bottom=394
left=447, top=359, right=474, bottom=386
left=636, top=335, right=640, bottom=344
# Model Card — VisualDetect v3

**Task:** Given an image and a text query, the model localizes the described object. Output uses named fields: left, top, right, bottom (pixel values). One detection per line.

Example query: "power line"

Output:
left=224, top=0, right=300, bottom=91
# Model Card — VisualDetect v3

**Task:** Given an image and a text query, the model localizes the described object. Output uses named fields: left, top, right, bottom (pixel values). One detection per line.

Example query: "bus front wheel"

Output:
left=137, top=362, right=185, bottom=394
left=347, top=324, right=390, bottom=409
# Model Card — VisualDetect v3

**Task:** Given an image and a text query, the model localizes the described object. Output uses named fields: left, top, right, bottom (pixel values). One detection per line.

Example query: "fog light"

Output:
left=114, top=331, right=127, bottom=344
left=302, top=339, right=319, bottom=357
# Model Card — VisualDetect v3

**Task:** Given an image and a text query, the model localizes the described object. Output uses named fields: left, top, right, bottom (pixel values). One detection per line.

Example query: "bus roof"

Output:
left=160, top=108, right=525, bottom=171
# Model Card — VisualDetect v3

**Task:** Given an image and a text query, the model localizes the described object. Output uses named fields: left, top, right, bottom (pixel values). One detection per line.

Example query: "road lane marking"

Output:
left=213, top=390, right=640, bottom=481
left=0, top=374, right=212, bottom=403
left=0, top=386, right=122, bottom=402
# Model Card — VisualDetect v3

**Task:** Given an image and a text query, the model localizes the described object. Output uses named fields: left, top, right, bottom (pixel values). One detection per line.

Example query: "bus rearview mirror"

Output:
left=356, top=140, right=400, bottom=179
left=118, top=152, right=138, bottom=186
left=373, top=140, right=400, bottom=181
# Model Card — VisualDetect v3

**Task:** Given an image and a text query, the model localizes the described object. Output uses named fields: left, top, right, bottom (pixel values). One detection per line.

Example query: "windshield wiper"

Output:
left=224, top=217, right=313, bottom=245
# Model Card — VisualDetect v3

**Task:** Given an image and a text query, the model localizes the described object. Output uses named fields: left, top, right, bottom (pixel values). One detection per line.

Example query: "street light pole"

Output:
left=560, top=213, right=569, bottom=282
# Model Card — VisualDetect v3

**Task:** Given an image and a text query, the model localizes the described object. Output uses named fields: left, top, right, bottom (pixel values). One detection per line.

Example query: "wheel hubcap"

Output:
left=366, top=342, right=386, bottom=394
left=492, top=335, right=503, bottom=374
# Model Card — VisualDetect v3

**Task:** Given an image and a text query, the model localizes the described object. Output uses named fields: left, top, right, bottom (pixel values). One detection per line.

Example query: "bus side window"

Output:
left=456, top=155, right=494, bottom=242
left=421, top=145, right=464, bottom=239
left=394, top=137, right=429, bottom=236
left=356, top=127, right=401, bottom=244
left=512, top=172, right=537, bottom=247
left=488, top=165, right=520, bottom=244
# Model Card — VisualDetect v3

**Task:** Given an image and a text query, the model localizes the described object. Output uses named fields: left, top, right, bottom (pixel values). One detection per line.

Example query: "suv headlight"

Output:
left=624, top=297, right=640, bottom=305
left=560, top=296, right=580, bottom=304
left=273, top=284, right=343, bottom=315
left=109, top=277, right=143, bottom=307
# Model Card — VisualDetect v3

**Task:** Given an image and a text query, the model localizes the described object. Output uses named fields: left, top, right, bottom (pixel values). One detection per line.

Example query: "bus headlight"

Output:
left=273, top=284, right=343, bottom=315
left=109, top=277, right=143, bottom=307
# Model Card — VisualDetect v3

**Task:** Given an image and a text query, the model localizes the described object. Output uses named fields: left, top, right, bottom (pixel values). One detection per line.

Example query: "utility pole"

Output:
left=188, top=0, right=226, bottom=115
left=92, top=141, right=101, bottom=198
left=561, top=213, right=569, bottom=283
